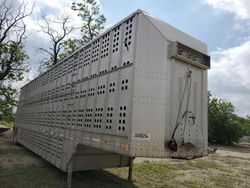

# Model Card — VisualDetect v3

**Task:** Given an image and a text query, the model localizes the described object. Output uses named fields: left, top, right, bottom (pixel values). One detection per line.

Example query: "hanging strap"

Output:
left=168, top=69, right=196, bottom=152
left=171, top=70, right=192, bottom=139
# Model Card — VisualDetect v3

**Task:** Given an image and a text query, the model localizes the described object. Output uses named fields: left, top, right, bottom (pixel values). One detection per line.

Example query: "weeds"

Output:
left=0, top=131, right=249, bottom=188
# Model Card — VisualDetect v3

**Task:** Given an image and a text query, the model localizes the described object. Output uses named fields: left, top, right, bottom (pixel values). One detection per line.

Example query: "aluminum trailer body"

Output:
left=14, top=10, right=210, bottom=178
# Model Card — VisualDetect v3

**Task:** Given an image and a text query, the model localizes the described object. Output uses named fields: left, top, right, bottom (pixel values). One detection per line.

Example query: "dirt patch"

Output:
left=1, top=130, right=250, bottom=188
left=133, top=143, right=250, bottom=188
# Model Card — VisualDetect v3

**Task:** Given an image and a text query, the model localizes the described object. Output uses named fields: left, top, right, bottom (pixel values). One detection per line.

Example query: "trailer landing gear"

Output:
left=66, top=155, right=134, bottom=188
left=67, top=160, right=73, bottom=188
left=128, top=157, right=134, bottom=182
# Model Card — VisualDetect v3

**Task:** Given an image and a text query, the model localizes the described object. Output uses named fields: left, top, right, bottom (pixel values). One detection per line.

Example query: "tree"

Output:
left=242, top=116, right=250, bottom=136
left=38, top=15, right=74, bottom=69
left=0, top=85, right=17, bottom=121
left=59, top=38, right=78, bottom=60
left=208, top=92, right=244, bottom=144
left=0, top=0, right=32, bottom=121
left=72, top=0, right=106, bottom=44
left=62, top=0, right=106, bottom=57
left=0, top=0, right=32, bottom=82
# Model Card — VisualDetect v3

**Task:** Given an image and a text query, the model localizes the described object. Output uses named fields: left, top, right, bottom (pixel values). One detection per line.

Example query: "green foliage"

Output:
left=242, top=116, right=250, bottom=136
left=72, top=0, right=106, bottom=44
left=59, top=38, right=79, bottom=60
left=0, top=39, right=27, bottom=124
left=61, top=0, right=106, bottom=58
left=0, top=42, right=26, bottom=122
left=0, top=120, right=14, bottom=128
left=0, top=85, right=17, bottom=122
left=0, top=42, right=28, bottom=82
left=0, top=0, right=31, bottom=122
left=208, top=92, right=244, bottom=144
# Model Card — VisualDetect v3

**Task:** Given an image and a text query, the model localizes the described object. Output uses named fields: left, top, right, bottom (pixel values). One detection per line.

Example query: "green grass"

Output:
left=181, top=180, right=209, bottom=188
left=209, top=174, right=235, bottom=188
left=171, top=159, right=227, bottom=172
left=0, top=131, right=249, bottom=188
left=0, top=141, right=27, bottom=156
left=0, top=147, right=28, bottom=156
left=190, top=160, right=227, bottom=170
left=0, top=137, right=28, bottom=156
left=0, top=164, right=65, bottom=188
left=111, top=163, right=178, bottom=188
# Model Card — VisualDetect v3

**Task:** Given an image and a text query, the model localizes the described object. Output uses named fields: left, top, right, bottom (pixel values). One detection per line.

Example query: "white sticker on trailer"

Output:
left=92, top=138, right=100, bottom=143
left=132, top=132, right=150, bottom=140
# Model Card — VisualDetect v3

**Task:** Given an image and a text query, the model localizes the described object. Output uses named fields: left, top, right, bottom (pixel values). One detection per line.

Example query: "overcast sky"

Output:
left=19, top=0, right=250, bottom=117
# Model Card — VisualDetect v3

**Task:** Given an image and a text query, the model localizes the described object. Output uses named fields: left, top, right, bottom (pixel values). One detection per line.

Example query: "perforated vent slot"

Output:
left=69, top=85, right=75, bottom=99
left=90, top=73, right=97, bottom=78
left=94, top=107, right=103, bottom=128
left=62, top=62, right=67, bottom=76
left=56, top=138, right=63, bottom=159
left=123, top=61, right=131, bottom=66
left=72, top=54, right=78, bottom=72
left=111, top=65, right=117, bottom=70
left=69, top=57, right=74, bottom=74
left=71, top=110, right=77, bottom=127
left=118, top=106, right=127, bottom=131
left=76, top=109, right=84, bottom=127
left=61, top=111, right=67, bottom=128
left=88, top=87, right=95, bottom=96
left=80, top=89, right=87, bottom=98
left=66, top=110, right=72, bottom=127
left=75, top=90, right=80, bottom=99
left=100, top=69, right=107, bottom=74
left=106, top=106, right=113, bottom=130
left=97, top=85, right=105, bottom=95
left=124, top=17, right=134, bottom=50
left=92, top=39, right=100, bottom=63
left=112, top=25, right=121, bottom=53
left=55, top=112, right=60, bottom=128
left=84, top=108, right=93, bottom=127
left=101, top=33, right=110, bottom=59
left=109, top=82, right=115, bottom=93
left=121, top=79, right=129, bottom=91
left=84, top=45, right=91, bottom=66
left=57, top=64, right=63, bottom=78
left=79, top=49, right=84, bottom=68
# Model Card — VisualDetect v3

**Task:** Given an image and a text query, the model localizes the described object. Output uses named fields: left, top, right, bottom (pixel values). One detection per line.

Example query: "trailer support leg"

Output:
left=128, top=157, right=134, bottom=182
left=67, top=161, right=73, bottom=188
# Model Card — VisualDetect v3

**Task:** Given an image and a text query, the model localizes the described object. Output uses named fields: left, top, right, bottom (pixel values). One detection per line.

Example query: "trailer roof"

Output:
left=21, top=9, right=208, bottom=89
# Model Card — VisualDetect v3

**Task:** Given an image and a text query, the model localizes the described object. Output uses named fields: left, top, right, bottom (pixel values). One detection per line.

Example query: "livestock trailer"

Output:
left=14, top=10, right=210, bottom=187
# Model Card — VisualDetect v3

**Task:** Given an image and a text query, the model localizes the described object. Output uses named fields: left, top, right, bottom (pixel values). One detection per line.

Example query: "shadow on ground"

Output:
left=72, top=170, right=137, bottom=188
left=1, top=131, right=250, bottom=188
left=0, top=131, right=137, bottom=188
